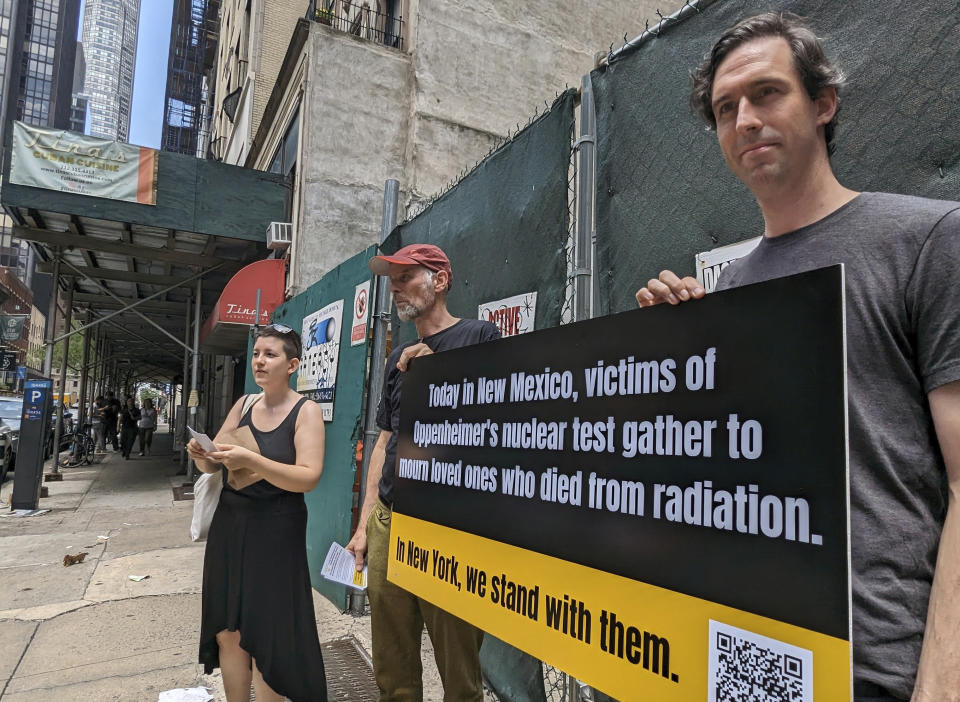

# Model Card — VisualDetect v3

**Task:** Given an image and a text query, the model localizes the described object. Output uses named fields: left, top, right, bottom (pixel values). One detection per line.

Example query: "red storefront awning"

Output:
left=199, top=258, right=286, bottom=354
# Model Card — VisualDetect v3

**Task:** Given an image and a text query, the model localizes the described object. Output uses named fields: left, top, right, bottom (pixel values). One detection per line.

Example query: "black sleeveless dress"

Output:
left=199, top=396, right=328, bottom=701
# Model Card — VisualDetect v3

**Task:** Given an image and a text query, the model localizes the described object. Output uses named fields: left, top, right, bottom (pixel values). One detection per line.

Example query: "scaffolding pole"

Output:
left=48, top=282, right=74, bottom=479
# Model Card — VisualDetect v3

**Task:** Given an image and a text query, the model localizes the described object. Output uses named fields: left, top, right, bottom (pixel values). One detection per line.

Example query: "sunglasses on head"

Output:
left=260, top=323, right=294, bottom=334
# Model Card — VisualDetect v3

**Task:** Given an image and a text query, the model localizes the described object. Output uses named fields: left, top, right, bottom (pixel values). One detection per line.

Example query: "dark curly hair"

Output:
left=690, top=12, right=845, bottom=154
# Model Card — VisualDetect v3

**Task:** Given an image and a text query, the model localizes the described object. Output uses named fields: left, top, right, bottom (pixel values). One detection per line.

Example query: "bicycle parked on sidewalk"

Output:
left=59, top=422, right=100, bottom=468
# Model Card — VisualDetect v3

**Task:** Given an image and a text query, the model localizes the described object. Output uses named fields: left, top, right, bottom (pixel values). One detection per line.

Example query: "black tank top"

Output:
left=222, top=395, right=309, bottom=499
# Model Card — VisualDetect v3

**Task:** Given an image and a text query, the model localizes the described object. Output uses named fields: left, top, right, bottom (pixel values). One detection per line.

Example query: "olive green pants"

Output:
left=366, top=500, right=484, bottom=702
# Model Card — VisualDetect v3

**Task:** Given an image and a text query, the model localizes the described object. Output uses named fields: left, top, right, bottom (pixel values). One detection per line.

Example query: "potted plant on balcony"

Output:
left=315, top=4, right=333, bottom=25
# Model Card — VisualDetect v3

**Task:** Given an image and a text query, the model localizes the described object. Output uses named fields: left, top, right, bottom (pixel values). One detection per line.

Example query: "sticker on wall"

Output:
left=695, top=238, right=761, bottom=293
left=351, top=281, right=371, bottom=346
left=297, top=299, right=344, bottom=421
left=478, top=292, right=537, bottom=338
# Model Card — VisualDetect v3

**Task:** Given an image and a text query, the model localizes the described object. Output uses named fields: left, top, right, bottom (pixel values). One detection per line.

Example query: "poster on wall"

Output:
left=389, top=266, right=851, bottom=701
left=351, top=281, right=371, bottom=346
left=10, top=122, right=159, bottom=205
left=297, top=300, right=344, bottom=421
left=478, top=292, right=537, bottom=338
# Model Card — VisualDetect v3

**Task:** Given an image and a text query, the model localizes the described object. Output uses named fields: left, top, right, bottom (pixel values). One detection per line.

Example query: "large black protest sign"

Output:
left=388, top=266, right=851, bottom=701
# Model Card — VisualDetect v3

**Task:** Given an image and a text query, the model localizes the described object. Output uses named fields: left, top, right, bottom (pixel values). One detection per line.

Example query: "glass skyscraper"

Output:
left=0, top=0, right=80, bottom=280
left=80, top=0, right=139, bottom=141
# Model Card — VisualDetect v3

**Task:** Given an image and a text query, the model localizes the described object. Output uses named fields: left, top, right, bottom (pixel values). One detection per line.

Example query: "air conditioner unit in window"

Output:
left=266, top=222, right=293, bottom=250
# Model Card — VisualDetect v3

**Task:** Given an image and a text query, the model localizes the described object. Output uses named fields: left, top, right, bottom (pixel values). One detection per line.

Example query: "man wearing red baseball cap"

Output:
left=349, top=243, right=500, bottom=701
left=368, top=243, right=454, bottom=284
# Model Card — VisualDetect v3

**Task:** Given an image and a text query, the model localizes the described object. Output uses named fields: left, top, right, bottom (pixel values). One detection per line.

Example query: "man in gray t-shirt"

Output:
left=636, top=14, right=960, bottom=702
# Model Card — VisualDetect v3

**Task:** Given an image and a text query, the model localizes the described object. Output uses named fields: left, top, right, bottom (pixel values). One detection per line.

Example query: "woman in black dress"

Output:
left=187, top=325, right=327, bottom=701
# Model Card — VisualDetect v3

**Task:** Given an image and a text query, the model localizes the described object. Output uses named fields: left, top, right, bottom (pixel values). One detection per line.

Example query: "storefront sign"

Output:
left=390, top=266, right=851, bottom=701
left=0, top=315, right=28, bottom=342
left=1, top=350, right=18, bottom=371
left=478, top=292, right=537, bottom=338
left=297, top=300, right=344, bottom=421
left=10, top=121, right=158, bottom=205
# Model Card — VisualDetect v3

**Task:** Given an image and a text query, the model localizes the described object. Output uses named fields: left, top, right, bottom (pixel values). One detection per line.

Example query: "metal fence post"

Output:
left=575, top=73, right=597, bottom=323
left=350, top=178, right=399, bottom=614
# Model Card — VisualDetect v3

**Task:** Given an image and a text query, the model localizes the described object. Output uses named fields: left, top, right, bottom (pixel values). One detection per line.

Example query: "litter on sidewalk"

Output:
left=158, top=687, right=213, bottom=702
left=1, top=509, right=51, bottom=518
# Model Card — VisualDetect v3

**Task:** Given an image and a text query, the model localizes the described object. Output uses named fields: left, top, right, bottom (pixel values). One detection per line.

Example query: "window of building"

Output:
left=268, top=109, right=299, bottom=179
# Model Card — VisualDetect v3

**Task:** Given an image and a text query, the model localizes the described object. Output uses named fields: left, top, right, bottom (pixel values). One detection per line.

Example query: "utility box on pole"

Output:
left=11, top=379, right=53, bottom=510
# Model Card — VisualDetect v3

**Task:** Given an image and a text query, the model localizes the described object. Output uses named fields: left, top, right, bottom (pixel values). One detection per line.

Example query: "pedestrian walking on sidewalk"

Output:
left=103, top=390, right=121, bottom=450
left=119, top=396, right=141, bottom=460
left=187, top=324, right=328, bottom=702
left=91, top=396, right=107, bottom=450
left=137, top=398, right=157, bottom=455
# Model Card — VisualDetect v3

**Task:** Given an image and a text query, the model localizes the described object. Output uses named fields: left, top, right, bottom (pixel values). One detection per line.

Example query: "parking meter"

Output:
left=11, top=379, right=53, bottom=510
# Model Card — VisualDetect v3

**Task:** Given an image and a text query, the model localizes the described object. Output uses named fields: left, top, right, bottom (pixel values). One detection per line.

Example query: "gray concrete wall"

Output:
left=405, top=0, right=663, bottom=198
left=289, top=0, right=670, bottom=291
left=293, top=25, right=412, bottom=290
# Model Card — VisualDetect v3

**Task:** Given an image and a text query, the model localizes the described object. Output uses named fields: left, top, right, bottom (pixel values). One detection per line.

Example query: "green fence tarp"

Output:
left=384, top=89, right=577, bottom=346
left=592, top=0, right=960, bottom=315
left=246, top=247, right=375, bottom=608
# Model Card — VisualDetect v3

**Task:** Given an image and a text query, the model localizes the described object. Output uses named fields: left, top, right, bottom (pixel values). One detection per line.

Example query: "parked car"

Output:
left=0, top=397, right=74, bottom=483
left=0, top=399, right=21, bottom=484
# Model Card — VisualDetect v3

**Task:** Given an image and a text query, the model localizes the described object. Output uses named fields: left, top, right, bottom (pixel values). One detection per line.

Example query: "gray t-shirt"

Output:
left=717, top=192, right=960, bottom=699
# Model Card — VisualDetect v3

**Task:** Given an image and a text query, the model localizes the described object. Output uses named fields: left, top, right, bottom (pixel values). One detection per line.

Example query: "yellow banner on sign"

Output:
left=388, top=512, right=851, bottom=701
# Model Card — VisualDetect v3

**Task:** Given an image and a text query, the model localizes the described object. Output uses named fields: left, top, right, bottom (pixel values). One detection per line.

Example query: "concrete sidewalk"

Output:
left=0, top=428, right=447, bottom=701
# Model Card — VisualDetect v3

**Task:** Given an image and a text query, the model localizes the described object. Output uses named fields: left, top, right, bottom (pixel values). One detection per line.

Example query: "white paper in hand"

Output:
left=321, top=542, right=368, bottom=590
left=187, top=426, right=217, bottom=453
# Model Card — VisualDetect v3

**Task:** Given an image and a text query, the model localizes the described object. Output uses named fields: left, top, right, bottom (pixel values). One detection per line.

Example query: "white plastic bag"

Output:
left=158, top=687, right=213, bottom=702
left=190, top=470, right=222, bottom=542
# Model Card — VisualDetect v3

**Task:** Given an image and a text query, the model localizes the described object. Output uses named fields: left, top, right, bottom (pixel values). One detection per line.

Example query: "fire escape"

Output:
left=161, top=0, right=222, bottom=157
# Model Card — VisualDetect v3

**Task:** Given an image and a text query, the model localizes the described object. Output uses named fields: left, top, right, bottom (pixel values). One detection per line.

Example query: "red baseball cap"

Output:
left=369, top=244, right=453, bottom=284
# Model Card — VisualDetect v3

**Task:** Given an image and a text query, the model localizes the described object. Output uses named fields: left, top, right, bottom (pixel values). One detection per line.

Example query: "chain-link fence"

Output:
left=483, top=663, right=578, bottom=702
left=560, top=95, right=580, bottom=326
left=591, top=0, right=960, bottom=315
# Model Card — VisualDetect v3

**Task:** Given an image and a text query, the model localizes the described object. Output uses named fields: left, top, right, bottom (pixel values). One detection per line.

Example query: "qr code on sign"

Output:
left=708, top=620, right=812, bottom=702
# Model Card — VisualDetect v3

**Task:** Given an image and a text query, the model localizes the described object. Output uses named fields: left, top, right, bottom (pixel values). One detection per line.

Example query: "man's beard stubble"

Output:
left=395, top=281, right=436, bottom=322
